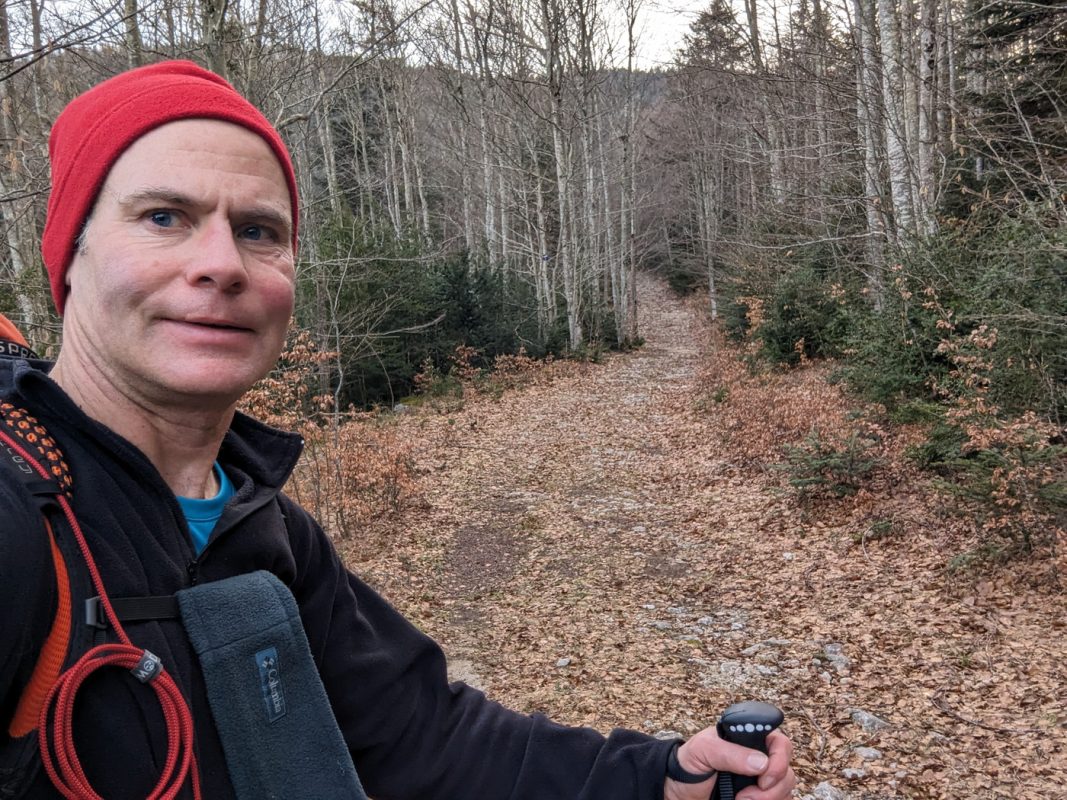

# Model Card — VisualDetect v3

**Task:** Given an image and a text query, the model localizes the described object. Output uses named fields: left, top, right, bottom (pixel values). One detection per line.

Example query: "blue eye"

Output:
left=239, top=225, right=277, bottom=242
left=149, top=211, right=175, bottom=227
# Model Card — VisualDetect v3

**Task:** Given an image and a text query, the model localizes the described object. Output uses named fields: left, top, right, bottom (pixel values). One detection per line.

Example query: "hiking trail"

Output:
left=345, top=274, right=1065, bottom=800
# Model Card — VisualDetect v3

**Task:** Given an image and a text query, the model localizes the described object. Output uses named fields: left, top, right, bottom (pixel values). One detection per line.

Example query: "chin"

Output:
left=154, top=369, right=263, bottom=407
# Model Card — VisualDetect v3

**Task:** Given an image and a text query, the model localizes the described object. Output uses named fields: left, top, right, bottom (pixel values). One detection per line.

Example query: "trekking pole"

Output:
left=714, top=701, right=784, bottom=800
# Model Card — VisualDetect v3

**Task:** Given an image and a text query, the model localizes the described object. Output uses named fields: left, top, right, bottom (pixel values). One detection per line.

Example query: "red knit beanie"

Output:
left=43, top=60, right=299, bottom=315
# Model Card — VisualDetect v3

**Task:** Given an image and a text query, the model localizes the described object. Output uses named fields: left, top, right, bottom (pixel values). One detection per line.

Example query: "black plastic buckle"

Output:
left=85, top=597, right=108, bottom=629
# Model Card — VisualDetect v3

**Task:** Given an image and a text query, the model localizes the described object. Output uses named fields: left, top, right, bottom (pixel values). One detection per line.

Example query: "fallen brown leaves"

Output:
left=319, top=276, right=1064, bottom=799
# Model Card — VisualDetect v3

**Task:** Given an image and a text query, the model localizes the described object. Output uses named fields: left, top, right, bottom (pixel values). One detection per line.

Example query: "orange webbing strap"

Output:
left=9, top=522, right=72, bottom=737
left=0, top=402, right=75, bottom=737
left=0, top=402, right=73, bottom=494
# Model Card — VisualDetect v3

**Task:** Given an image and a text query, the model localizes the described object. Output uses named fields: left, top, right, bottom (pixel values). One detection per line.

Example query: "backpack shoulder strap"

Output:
left=0, top=402, right=75, bottom=739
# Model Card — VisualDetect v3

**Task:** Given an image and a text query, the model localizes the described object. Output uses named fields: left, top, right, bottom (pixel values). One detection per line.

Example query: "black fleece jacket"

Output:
left=0, top=359, right=673, bottom=800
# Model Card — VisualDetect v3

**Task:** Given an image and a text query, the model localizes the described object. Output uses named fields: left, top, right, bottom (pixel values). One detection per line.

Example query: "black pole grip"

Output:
left=714, top=701, right=784, bottom=798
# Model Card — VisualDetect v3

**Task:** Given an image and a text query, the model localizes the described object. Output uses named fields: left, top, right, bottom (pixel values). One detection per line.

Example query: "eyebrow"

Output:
left=117, top=187, right=292, bottom=237
left=117, top=187, right=195, bottom=209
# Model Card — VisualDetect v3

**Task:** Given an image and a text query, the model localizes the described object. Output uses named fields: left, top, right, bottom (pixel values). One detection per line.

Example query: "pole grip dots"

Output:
left=715, top=701, right=784, bottom=799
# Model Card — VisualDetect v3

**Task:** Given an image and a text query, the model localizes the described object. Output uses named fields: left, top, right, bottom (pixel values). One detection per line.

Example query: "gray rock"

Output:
left=701, top=660, right=767, bottom=692
left=809, top=781, right=850, bottom=800
left=823, top=643, right=851, bottom=673
left=841, top=768, right=867, bottom=780
left=653, top=729, right=683, bottom=741
left=850, top=708, right=891, bottom=733
left=392, top=402, right=413, bottom=414
left=853, top=746, right=882, bottom=761
left=555, top=657, right=572, bottom=668
left=651, top=621, right=672, bottom=631
left=447, top=658, right=485, bottom=690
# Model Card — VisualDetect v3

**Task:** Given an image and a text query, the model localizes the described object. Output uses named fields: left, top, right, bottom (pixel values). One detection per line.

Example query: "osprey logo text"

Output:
left=2, top=442, right=34, bottom=475
left=255, top=646, right=287, bottom=723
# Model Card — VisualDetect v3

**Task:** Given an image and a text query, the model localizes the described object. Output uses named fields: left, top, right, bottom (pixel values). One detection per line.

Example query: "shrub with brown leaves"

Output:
left=243, top=326, right=420, bottom=545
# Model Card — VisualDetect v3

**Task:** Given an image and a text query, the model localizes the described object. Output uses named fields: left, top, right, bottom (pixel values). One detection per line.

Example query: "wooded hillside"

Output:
left=3, top=0, right=1062, bottom=562
left=1, top=0, right=1064, bottom=794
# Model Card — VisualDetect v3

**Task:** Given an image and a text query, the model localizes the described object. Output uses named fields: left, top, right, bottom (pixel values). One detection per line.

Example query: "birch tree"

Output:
left=877, top=0, right=917, bottom=238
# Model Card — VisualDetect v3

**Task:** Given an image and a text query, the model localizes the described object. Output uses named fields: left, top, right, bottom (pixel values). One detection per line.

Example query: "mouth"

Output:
left=176, top=318, right=255, bottom=333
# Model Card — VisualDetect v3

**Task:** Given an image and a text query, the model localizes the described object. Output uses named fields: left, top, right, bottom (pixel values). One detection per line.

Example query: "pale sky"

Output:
left=631, top=0, right=706, bottom=70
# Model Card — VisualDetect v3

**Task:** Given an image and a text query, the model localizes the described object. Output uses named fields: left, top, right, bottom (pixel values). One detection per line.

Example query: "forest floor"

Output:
left=338, top=275, right=1066, bottom=800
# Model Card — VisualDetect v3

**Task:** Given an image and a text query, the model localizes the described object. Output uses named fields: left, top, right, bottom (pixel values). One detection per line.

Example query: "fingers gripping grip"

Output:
left=714, top=701, right=784, bottom=799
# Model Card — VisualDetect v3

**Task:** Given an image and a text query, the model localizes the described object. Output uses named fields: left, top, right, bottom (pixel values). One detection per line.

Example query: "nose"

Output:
left=188, top=216, right=248, bottom=292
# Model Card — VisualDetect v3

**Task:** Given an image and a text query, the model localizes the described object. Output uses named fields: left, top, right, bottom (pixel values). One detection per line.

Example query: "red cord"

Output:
left=2, top=431, right=201, bottom=799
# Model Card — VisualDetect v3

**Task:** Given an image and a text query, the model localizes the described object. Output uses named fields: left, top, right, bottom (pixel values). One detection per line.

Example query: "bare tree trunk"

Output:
left=320, top=98, right=343, bottom=218
left=540, top=0, right=582, bottom=348
left=917, top=0, right=939, bottom=234
left=743, top=0, right=784, bottom=203
left=812, top=0, right=831, bottom=222
left=853, top=0, right=887, bottom=305
left=124, top=0, right=144, bottom=67
left=378, top=69, right=403, bottom=234
left=313, top=13, right=342, bottom=218
left=498, top=165, right=509, bottom=265
left=622, top=0, right=639, bottom=343
left=413, top=119, right=431, bottom=240
left=877, top=0, right=916, bottom=238
left=902, top=0, right=922, bottom=219
left=597, top=110, right=619, bottom=340
left=0, top=0, right=40, bottom=331
left=530, top=145, right=556, bottom=335
left=479, top=100, right=496, bottom=262
left=162, top=0, right=177, bottom=49
left=201, top=0, right=228, bottom=78
left=448, top=0, right=475, bottom=252
left=941, top=0, right=957, bottom=149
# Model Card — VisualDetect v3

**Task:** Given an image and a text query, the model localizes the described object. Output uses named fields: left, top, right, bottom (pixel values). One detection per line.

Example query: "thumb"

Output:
left=678, top=730, right=769, bottom=777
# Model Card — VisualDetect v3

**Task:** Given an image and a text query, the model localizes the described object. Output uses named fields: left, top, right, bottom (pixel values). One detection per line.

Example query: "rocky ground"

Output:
left=338, top=275, right=1066, bottom=799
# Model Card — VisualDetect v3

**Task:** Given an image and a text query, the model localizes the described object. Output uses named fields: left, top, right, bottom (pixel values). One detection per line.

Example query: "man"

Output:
left=0, top=61, right=796, bottom=799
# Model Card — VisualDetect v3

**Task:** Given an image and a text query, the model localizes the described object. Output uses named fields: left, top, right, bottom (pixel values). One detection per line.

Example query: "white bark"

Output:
left=877, top=0, right=916, bottom=238
left=853, top=0, right=887, bottom=305
left=917, top=0, right=939, bottom=234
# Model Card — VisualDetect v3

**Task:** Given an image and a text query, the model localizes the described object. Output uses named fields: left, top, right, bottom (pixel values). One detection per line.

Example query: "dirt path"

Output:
left=348, top=275, right=1065, bottom=800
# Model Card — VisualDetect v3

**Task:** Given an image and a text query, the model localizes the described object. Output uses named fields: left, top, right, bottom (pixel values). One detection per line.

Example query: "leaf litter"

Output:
left=333, top=275, right=1065, bottom=799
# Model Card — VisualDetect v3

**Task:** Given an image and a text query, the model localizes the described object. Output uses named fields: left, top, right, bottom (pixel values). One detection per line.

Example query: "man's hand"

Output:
left=663, top=726, right=795, bottom=800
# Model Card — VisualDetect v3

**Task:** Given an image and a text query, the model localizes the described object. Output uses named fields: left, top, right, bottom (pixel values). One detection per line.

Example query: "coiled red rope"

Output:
left=2, top=428, right=201, bottom=799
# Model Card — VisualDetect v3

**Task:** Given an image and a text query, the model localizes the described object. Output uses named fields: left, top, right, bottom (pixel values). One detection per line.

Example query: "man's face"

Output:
left=62, top=119, right=295, bottom=409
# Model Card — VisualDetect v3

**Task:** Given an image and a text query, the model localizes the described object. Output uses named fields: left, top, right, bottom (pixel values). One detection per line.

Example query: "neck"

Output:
left=50, top=353, right=234, bottom=499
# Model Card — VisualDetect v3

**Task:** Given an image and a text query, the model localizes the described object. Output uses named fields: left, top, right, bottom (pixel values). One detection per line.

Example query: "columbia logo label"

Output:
left=255, top=646, right=287, bottom=723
